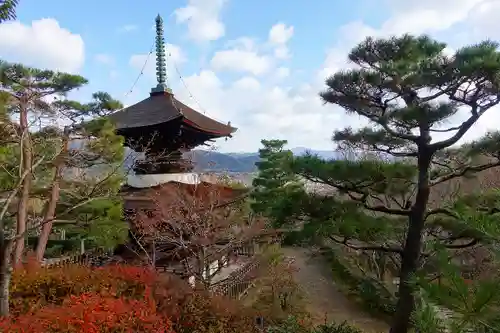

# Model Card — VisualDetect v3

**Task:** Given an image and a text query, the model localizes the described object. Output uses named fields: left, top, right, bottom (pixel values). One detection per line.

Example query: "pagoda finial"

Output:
left=151, top=14, right=172, bottom=95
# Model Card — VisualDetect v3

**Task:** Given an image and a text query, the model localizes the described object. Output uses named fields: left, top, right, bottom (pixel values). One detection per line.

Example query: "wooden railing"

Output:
left=210, top=258, right=261, bottom=299
left=234, top=243, right=255, bottom=257
left=41, top=250, right=110, bottom=269
left=42, top=254, right=89, bottom=268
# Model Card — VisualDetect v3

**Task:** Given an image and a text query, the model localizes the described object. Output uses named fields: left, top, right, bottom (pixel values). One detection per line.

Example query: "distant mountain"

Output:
left=290, top=147, right=341, bottom=160
left=187, top=150, right=260, bottom=172
left=187, top=148, right=341, bottom=172
left=68, top=140, right=341, bottom=174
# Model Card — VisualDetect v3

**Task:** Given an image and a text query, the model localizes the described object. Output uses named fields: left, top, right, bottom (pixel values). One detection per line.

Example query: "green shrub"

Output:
left=266, top=316, right=364, bottom=333
left=314, top=322, right=363, bottom=333
left=27, top=237, right=83, bottom=256
left=266, top=315, right=311, bottom=333
left=324, top=249, right=395, bottom=318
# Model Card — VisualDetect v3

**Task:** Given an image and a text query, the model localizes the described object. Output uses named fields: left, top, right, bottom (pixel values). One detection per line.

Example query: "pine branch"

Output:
left=430, top=160, right=500, bottom=186
left=347, top=192, right=411, bottom=216
left=430, top=110, right=481, bottom=151
left=329, top=235, right=403, bottom=255
left=0, top=0, right=18, bottom=22
left=442, top=239, right=479, bottom=249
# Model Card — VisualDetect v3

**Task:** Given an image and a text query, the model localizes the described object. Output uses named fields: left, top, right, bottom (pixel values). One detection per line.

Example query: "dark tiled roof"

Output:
left=109, top=92, right=237, bottom=136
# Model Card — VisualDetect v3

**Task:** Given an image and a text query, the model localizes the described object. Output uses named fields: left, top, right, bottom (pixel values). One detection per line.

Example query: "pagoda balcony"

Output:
left=133, top=156, right=194, bottom=174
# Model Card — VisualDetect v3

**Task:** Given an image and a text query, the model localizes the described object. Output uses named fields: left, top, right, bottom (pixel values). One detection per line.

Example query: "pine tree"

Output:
left=251, top=139, right=303, bottom=227
left=0, top=60, right=127, bottom=316
left=0, top=60, right=89, bottom=265
left=0, top=0, right=18, bottom=23
left=33, top=93, right=127, bottom=260
left=257, top=35, right=500, bottom=333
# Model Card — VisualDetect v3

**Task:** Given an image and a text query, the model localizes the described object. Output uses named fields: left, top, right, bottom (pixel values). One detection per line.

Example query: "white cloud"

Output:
left=172, top=0, right=500, bottom=152
left=269, top=23, right=294, bottom=45
left=268, top=23, right=294, bottom=60
left=210, top=49, right=273, bottom=76
left=94, top=53, right=114, bottom=65
left=122, top=0, right=498, bottom=152
left=172, top=72, right=348, bottom=152
left=462, top=0, right=500, bottom=41
left=274, top=46, right=290, bottom=60
left=0, top=18, right=84, bottom=73
left=314, top=0, right=499, bottom=146
left=174, top=0, right=226, bottom=42
left=209, top=27, right=295, bottom=76
left=276, top=67, right=290, bottom=79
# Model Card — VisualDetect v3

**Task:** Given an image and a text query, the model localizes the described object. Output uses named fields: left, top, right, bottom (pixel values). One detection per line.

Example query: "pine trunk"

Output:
left=390, top=153, right=431, bottom=333
left=35, top=135, right=68, bottom=261
left=13, top=101, right=31, bottom=265
left=0, top=241, right=13, bottom=317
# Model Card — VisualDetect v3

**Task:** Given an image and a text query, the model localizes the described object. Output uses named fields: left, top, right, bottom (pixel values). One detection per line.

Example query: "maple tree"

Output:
left=130, top=181, right=262, bottom=288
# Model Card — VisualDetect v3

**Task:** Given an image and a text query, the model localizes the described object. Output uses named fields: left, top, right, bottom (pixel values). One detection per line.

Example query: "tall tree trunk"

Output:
left=35, top=134, right=68, bottom=261
left=390, top=153, right=431, bottom=333
left=0, top=240, right=13, bottom=317
left=13, top=101, right=31, bottom=265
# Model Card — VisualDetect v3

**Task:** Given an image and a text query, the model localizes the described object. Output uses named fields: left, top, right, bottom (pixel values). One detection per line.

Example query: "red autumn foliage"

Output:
left=9, top=262, right=157, bottom=315
left=1, top=293, right=172, bottom=333
left=4, top=263, right=260, bottom=333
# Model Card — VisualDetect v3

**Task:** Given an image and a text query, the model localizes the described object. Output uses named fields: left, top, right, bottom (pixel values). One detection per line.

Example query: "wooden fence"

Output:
left=234, top=243, right=255, bottom=257
left=210, top=258, right=261, bottom=299
left=41, top=250, right=110, bottom=269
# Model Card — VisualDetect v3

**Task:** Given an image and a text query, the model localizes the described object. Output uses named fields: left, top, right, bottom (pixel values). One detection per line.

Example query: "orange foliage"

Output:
left=4, top=263, right=259, bottom=333
left=9, top=263, right=156, bottom=315
left=2, top=293, right=171, bottom=333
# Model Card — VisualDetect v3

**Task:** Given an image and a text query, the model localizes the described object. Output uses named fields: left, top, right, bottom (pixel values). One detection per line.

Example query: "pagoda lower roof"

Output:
left=109, top=91, right=237, bottom=137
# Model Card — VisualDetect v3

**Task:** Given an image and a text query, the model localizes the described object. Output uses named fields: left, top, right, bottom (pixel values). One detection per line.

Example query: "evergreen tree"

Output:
left=0, top=60, right=89, bottom=265
left=256, top=35, right=500, bottom=333
left=0, top=60, right=127, bottom=316
left=251, top=139, right=303, bottom=227
left=0, top=0, right=18, bottom=23
left=33, top=94, right=127, bottom=259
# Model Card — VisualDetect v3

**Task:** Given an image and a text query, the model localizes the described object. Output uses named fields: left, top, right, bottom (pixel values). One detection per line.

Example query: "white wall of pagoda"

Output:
left=127, top=173, right=201, bottom=188
left=126, top=172, right=225, bottom=188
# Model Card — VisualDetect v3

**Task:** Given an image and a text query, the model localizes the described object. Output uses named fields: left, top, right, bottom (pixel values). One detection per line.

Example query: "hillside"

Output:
left=188, top=148, right=341, bottom=172
left=70, top=142, right=340, bottom=174
left=187, top=150, right=261, bottom=172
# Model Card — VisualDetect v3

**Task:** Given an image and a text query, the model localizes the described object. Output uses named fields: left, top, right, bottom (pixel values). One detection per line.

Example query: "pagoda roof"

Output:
left=109, top=92, right=237, bottom=137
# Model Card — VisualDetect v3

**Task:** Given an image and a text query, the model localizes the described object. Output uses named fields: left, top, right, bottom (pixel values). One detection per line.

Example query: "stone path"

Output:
left=282, top=246, right=390, bottom=333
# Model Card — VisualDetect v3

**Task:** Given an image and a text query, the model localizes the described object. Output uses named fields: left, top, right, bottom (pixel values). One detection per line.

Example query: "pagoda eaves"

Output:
left=109, top=91, right=236, bottom=138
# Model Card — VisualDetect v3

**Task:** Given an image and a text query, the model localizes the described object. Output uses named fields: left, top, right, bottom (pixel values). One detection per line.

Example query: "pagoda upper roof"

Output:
left=109, top=91, right=237, bottom=137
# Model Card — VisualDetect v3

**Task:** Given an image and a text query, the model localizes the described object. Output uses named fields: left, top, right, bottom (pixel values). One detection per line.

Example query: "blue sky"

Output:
left=12, top=0, right=381, bottom=100
left=1, top=0, right=498, bottom=152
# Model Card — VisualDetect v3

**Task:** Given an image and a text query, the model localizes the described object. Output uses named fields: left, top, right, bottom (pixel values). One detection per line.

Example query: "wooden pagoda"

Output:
left=109, top=15, right=243, bottom=280
left=109, top=15, right=236, bottom=174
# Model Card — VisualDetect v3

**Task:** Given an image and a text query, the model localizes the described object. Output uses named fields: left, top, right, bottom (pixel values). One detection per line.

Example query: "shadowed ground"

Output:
left=282, top=246, right=390, bottom=333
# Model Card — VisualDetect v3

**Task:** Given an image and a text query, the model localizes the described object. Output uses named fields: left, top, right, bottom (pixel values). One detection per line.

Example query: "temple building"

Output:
left=108, top=15, right=253, bottom=285
left=109, top=14, right=236, bottom=188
